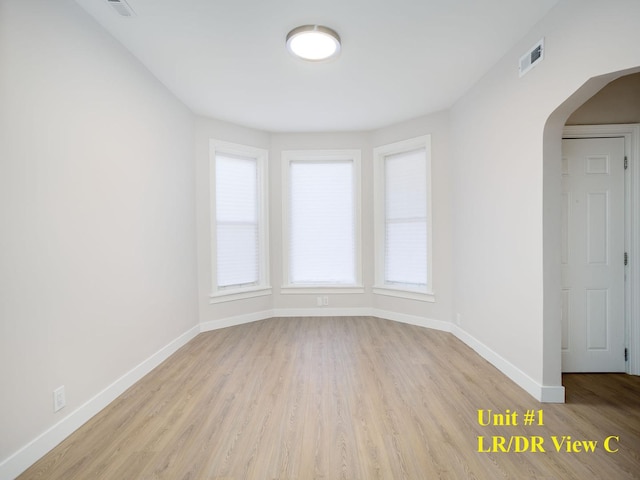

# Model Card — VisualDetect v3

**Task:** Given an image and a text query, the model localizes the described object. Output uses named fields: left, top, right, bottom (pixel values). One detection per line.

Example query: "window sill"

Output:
left=281, top=285, right=365, bottom=295
left=373, top=286, right=435, bottom=302
left=209, top=286, right=272, bottom=304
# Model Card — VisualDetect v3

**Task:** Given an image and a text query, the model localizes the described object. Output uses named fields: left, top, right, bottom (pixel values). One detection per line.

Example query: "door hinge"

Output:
left=624, top=156, right=628, bottom=169
left=625, top=252, right=629, bottom=266
left=625, top=348, right=628, bottom=361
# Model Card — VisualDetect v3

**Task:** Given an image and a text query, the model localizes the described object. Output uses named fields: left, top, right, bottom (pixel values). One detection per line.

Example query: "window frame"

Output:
left=209, top=139, right=270, bottom=303
left=281, top=149, right=363, bottom=294
left=373, top=135, right=434, bottom=302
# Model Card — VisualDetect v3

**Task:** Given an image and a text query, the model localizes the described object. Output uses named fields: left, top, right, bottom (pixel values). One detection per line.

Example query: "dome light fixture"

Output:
left=286, top=25, right=341, bottom=62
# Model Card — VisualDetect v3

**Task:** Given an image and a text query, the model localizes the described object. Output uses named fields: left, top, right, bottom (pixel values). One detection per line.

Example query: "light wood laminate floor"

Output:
left=19, top=317, right=640, bottom=479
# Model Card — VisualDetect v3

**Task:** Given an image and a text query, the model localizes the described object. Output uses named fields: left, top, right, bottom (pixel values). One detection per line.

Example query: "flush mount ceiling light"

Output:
left=286, top=25, right=341, bottom=62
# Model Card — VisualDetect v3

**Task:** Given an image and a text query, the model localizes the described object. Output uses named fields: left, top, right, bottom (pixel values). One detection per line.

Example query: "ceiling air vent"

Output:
left=107, top=0, right=135, bottom=17
left=519, top=38, right=544, bottom=77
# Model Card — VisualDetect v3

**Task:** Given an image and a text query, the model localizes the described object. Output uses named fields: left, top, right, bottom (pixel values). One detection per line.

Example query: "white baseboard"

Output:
left=198, top=309, right=565, bottom=403
left=539, top=385, right=566, bottom=403
left=451, top=325, right=565, bottom=403
left=373, top=308, right=452, bottom=332
left=0, top=325, right=200, bottom=480
left=199, top=310, right=273, bottom=332
left=272, top=307, right=375, bottom=318
left=3, top=310, right=566, bottom=479
left=200, top=308, right=378, bottom=331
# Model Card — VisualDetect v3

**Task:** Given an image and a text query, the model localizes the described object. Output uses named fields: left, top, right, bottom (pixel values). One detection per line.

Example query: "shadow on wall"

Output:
left=567, top=72, right=640, bottom=125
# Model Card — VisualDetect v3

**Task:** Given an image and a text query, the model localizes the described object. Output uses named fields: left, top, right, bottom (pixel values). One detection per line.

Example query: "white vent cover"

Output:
left=519, top=38, right=544, bottom=77
left=107, top=0, right=135, bottom=17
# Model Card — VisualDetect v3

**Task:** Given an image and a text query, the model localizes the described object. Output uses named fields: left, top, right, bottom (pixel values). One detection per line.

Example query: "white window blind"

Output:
left=215, top=153, right=259, bottom=288
left=289, top=160, right=356, bottom=285
left=384, top=148, right=428, bottom=287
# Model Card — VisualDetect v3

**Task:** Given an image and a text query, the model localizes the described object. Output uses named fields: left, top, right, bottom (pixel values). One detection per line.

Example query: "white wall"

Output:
left=195, top=116, right=272, bottom=326
left=0, top=0, right=198, bottom=470
left=269, top=131, right=373, bottom=312
left=450, top=0, right=640, bottom=400
left=12, top=0, right=640, bottom=473
left=371, top=112, right=453, bottom=322
left=195, top=112, right=453, bottom=325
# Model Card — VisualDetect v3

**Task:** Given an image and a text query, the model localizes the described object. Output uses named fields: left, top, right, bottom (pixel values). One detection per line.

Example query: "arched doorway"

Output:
left=543, top=68, right=640, bottom=395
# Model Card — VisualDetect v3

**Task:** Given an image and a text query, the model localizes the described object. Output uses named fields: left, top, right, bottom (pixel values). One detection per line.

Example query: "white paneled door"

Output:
left=561, top=137, right=626, bottom=372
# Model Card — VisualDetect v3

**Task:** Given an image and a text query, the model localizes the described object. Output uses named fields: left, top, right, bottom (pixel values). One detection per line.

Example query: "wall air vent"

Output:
left=107, top=0, right=135, bottom=17
left=519, top=38, right=544, bottom=77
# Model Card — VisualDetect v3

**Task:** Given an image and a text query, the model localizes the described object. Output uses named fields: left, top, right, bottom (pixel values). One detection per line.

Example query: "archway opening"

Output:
left=543, top=67, right=640, bottom=400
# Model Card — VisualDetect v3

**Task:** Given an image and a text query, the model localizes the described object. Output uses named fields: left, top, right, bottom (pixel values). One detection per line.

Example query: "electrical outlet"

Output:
left=316, top=296, right=323, bottom=306
left=53, top=385, right=66, bottom=412
left=322, top=296, right=329, bottom=306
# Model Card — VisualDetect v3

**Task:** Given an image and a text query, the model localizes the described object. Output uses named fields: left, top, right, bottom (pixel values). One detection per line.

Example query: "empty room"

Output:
left=2, top=0, right=640, bottom=478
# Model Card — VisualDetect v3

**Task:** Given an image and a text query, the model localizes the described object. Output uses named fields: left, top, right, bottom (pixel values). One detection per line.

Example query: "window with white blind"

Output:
left=282, top=150, right=363, bottom=292
left=209, top=140, right=270, bottom=302
left=373, top=136, right=433, bottom=301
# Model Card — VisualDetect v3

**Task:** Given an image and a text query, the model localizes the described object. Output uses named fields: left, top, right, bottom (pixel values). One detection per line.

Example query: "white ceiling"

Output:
left=75, top=0, right=560, bottom=132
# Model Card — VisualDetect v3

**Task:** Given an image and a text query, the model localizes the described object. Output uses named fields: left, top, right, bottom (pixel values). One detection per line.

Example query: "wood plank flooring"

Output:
left=18, top=317, right=640, bottom=479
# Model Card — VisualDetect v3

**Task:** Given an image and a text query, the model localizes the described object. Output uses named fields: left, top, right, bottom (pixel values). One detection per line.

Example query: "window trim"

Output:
left=209, top=139, right=270, bottom=303
left=281, top=149, right=363, bottom=292
left=373, top=135, right=434, bottom=302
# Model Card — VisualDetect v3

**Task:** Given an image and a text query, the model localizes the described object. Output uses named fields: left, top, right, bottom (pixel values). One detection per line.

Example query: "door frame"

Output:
left=562, top=124, right=640, bottom=375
